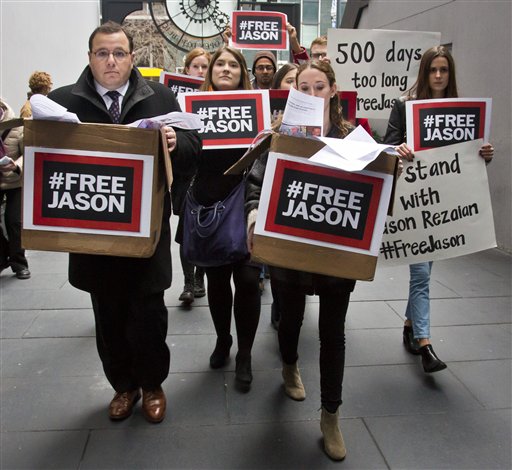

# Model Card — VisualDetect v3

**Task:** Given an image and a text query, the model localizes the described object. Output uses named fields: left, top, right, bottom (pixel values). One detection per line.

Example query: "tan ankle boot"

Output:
left=281, top=362, right=306, bottom=401
left=320, top=407, right=346, bottom=461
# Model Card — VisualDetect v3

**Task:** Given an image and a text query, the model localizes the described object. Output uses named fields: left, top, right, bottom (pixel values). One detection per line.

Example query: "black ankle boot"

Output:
left=235, top=352, right=252, bottom=392
left=419, top=344, right=447, bottom=373
left=209, top=335, right=233, bottom=369
left=403, top=325, right=420, bottom=355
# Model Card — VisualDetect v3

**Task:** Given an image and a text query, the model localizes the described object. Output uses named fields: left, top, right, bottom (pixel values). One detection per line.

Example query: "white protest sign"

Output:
left=328, top=29, right=440, bottom=120
left=379, top=139, right=496, bottom=265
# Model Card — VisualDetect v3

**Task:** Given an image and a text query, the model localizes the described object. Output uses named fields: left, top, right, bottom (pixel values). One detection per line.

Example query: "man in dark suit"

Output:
left=49, top=21, right=201, bottom=423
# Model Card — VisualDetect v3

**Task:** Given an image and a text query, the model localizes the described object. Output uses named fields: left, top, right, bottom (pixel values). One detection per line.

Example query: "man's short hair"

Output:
left=310, top=35, right=327, bottom=50
left=88, top=20, right=134, bottom=52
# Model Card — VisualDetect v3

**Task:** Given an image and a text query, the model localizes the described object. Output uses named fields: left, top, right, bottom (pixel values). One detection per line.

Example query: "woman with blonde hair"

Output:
left=183, top=47, right=211, bottom=78
left=20, top=71, right=53, bottom=118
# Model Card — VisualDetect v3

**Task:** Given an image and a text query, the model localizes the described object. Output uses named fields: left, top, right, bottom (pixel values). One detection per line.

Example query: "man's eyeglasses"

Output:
left=311, top=52, right=327, bottom=60
left=92, top=49, right=131, bottom=61
left=255, top=65, right=274, bottom=72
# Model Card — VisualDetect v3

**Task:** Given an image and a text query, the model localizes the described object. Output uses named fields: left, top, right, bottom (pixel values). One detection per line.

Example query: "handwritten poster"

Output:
left=379, top=139, right=496, bottom=265
left=328, top=29, right=440, bottom=119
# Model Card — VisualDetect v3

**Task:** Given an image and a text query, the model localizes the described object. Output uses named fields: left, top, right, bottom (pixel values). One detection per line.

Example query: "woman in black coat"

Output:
left=185, top=46, right=261, bottom=392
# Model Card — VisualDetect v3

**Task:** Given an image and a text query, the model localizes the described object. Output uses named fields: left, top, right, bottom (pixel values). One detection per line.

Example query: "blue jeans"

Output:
left=405, top=262, right=433, bottom=340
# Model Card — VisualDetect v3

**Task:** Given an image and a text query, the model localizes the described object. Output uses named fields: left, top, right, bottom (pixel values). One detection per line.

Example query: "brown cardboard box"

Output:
left=22, top=120, right=172, bottom=258
left=227, top=133, right=399, bottom=281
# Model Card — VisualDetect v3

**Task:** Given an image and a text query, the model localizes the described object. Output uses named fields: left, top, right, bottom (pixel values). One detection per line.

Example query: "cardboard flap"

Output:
left=24, top=120, right=160, bottom=154
left=270, top=133, right=326, bottom=157
left=225, top=133, right=327, bottom=175
left=0, top=118, right=24, bottom=132
left=159, top=127, right=173, bottom=188
left=224, top=133, right=272, bottom=175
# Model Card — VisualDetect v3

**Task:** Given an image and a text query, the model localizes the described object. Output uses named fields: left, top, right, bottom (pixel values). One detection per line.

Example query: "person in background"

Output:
left=246, top=60, right=357, bottom=461
left=271, top=62, right=298, bottom=90
left=287, top=23, right=329, bottom=64
left=48, top=21, right=202, bottom=423
left=183, top=47, right=210, bottom=78
left=0, top=99, right=30, bottom=280
left=173, top=47, right=211, bottom=305
left=383, top=45, right=494, bottom=373
left=20, top=71, right=53, bottom=118
left=183, top=46, right=261, bottom=392
left=251, top=51, right=277, bottom=90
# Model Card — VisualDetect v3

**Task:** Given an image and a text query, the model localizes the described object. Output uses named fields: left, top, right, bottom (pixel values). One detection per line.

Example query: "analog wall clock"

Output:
left=149, top=0, right=238, bottom=52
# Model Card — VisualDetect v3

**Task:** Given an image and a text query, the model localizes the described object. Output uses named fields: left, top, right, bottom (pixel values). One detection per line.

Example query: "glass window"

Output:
left=301, top=24, right=319, bottom=47
left=302, top=2, right=319, bottom=24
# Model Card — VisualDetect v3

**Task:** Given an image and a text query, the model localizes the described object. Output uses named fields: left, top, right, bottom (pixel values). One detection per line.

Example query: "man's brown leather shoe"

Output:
left=142, top=386, right=166, bottom=423
left=108, top=389, right=141, bottom=420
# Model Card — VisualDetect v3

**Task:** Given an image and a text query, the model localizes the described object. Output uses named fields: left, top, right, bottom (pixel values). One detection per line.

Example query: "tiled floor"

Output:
left=1, top=232, right=511, bottom=469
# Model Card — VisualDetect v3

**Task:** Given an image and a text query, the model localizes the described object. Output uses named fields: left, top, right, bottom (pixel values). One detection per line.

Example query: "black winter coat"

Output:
left=48, top=67, right=202, bottom=294
left=383, top=97, right=408, bottom=145
left=245, top=127, right=356, bottom=295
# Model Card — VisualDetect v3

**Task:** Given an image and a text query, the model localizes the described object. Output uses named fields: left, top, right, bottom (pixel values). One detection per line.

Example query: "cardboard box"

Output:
left=22, top=120, right=172, bottom=258
left=226, top=133, right=399, bottom=281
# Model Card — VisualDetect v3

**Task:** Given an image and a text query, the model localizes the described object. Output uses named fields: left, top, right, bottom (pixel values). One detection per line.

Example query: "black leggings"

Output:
left=277, top=285, right=351, bottom=412
left=205, top=262, right=261, bottom=356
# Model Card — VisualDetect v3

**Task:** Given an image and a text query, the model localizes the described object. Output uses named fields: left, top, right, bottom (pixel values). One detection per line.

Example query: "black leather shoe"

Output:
left=209, top=335, right=233, bottom=369
left=235, top=352, right=252, bottom=392
left=15, top=268, right=31, bottom=280
left=420, top=344, right=447, bottom=373
left=403, top=325, right=420, bottom=355
left=179, top=284, right=194, bottom=304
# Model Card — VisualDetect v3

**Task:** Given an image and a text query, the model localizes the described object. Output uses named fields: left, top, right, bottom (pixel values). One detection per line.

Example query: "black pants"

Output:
left=277, top=285, right=351, bottom=412
left=179, top=244, right=205, bottom=285
left=91, top=291, right=170, bottom=392
left=205, top=261, right=261, bottom=356
left=0, top=187, right=28, bottom=271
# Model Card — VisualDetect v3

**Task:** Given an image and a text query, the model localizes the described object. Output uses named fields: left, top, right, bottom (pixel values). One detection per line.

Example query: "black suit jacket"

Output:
left=48, top=67, right=201, bottom=295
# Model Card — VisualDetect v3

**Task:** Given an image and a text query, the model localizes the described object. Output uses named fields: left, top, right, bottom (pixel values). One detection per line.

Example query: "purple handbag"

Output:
left=183, top=180, right=249, bottom=267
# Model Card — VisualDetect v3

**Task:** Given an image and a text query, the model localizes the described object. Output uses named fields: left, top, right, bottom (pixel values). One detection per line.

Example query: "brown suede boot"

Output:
left=320, top=407, right=346, bottom=461
left=281, top=362, right=306, bottom=401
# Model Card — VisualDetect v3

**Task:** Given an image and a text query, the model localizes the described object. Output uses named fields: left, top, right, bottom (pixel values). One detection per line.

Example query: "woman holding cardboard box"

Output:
left=384, top=46, right=494, bottom=373
left=245, top=60, right=355, bottom=461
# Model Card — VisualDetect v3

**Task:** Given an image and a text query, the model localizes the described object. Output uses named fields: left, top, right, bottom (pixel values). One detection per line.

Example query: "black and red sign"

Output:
left=406, top=98, right=492, bottom=151
left=231, top=10, right=288, bottom=50
left=31, top=151, right=144, bottom=232
left=264, top=157, right=383, bottom=250
left=179, top=90, right=271, bottom=149
left=338, top=91, right=357, bottom=124
left=160, top=72, right=204, bottom=96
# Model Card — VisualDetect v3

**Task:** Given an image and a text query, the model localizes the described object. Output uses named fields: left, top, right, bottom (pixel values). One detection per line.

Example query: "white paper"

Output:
left=279, top=87, right=324, bottom=138
left=128, top=112, right=204, bottom=130
left=30, top=94, right=81, bottom=123
left=309, top=125, right=398, bottom=172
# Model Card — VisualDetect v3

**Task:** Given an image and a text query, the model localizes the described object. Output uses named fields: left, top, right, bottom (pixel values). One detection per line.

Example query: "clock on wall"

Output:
left=149, top=0, right=238, bottom=53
